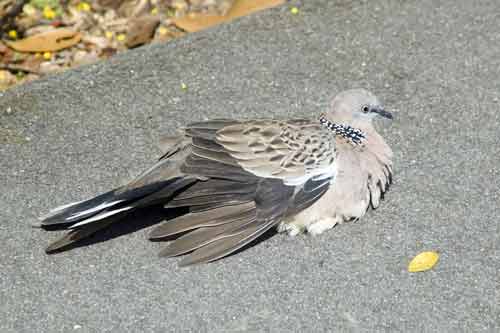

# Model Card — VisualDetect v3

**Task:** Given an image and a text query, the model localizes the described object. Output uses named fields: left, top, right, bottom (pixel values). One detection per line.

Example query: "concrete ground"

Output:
left=1, top=0, right=499, bottom=331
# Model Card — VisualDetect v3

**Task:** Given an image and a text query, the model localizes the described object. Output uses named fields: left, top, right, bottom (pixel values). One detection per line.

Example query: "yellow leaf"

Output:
left=408, top=251, right=439, bottom=272
left=5, top=29, right=81, bottom=52
left=181, top=82, right=187, bottom=90
left=43, top=51, right=52, bottom=60
left=172, top=0, right=285, bottom=32
left=116, top=34, right=126, bottom=42
left=290, top=7, right=299, bottom=14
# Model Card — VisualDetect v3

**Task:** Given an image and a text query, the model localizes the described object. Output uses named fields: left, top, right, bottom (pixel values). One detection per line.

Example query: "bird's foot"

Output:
left=277, top=222, right=304, bottom=236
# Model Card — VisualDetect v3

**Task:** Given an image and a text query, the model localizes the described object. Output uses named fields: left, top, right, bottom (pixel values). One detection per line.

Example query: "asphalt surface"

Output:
left=1, top=0, right=499, bottom=331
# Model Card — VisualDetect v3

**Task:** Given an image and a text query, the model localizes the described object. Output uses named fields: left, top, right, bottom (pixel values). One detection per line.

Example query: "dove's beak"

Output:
left=372, top=106, right=393, bottom=120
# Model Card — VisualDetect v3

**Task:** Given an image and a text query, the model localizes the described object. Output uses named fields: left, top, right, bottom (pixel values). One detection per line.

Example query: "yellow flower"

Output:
left=43, top=6, right=56, bottom=20
left=290, top=7, right=299, bottom=15
left=43, top=52, right=52, bottom=60
left=77, top=2, right=91, bottom=11
left=116, top=34, right=126, bottom=42
left=104, top=31, right=114, bottom=39
left=8, top=30, right=18, bottom=39
left=181, top=82, right=187, bottom=90
left=151, top=7, right=158, bottom=15
left=158, top=26, right=168, bottom=36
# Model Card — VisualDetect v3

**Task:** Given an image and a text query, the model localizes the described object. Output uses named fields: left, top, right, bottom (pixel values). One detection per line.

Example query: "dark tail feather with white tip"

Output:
left=40, top=140, right=197, bottom=252
left=40, top=180, right=180, bottom=228
left=40, top=177, right=195, bottom=253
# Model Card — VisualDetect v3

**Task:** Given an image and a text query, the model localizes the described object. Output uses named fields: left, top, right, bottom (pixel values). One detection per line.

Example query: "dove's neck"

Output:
left=319, top=114, right=366, bottom=146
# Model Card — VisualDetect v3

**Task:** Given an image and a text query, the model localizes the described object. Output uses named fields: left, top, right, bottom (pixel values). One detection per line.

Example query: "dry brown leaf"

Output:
left=126, top=16, right=161, bottom=48
left=172, top=0, right=285, bottom=32
left=4, top=29, right=82, bottom=53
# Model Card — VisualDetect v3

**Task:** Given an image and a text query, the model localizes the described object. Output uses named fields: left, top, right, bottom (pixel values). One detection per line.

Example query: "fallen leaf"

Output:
left=408, top=251, right=439, bottom=272
left=5, top=29, right=81, bottom=52
left=126, top=16, right=160, bottom=48
left=172, top=0, right=285, bottom=32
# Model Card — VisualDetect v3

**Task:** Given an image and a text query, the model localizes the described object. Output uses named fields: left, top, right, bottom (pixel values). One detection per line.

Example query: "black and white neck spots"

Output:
left=319, top=115, right=366, bottom=146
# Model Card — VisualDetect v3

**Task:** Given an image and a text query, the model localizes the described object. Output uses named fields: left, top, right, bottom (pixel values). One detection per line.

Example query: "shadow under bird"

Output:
left=39, top=88, right=394, bottom=266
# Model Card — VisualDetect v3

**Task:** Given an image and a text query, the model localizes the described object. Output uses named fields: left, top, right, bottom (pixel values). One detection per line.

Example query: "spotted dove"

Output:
left=39, top=88, right=393, bottom=266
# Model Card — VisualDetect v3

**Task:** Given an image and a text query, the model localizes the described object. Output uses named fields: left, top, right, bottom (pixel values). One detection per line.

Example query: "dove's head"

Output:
left=327, top=89, right=393, bottom=126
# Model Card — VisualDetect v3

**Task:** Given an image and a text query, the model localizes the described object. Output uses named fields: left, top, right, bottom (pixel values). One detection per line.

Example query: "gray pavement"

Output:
left=1, top=0, right=499, bottom=331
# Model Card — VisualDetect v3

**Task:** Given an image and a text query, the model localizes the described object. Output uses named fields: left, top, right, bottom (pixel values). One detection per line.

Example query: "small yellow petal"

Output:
left=408, top=251, right=439, bottom=272
left=43, top=51, right=52, bottom=60
left=77, top=2, right=91, bottom=11
left=35, top=52, right=42, bottom=58
left=8, top=30, right=18, bottom=39
left=43, top=6, right=56, bottom=20
left=181, top=82, right=187, bottom=90
left=290, top=7, right=299, bottom=15
left=105, top=31, right=114, bottom=39
left=116, top=34, right=126, bottom=42
left=158, top=26, right=168, bottom=36
left=150, top=7, right=158, bottom=15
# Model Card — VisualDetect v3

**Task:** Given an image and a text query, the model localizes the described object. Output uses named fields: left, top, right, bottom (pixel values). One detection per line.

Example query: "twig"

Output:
left=0, top=0, right=29, bottom=34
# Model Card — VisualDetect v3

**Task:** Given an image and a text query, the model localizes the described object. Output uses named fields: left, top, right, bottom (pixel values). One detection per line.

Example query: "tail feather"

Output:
left=40, top=179, right=186, bottom=227
left=70, top=206, right=134, bottom=228
left=40, top=189, right=118, bottom=226
left=45, top=212, right=126, bottom=253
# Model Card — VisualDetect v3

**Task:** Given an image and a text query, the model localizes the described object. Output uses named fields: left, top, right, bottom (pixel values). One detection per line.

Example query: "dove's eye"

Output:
left=361, top=105, right=370, bottom=113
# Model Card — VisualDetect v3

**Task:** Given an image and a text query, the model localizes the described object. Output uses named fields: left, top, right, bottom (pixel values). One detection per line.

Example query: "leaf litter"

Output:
left=0, top=0, right=285, bottom=91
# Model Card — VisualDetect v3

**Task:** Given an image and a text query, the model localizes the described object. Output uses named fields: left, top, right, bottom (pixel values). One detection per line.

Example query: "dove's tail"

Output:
left=39, top=179, right=181, bottom=228
left=40, top=139, right=196, bottom=253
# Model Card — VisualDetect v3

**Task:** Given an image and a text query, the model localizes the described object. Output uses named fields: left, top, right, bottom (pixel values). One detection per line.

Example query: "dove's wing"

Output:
left=42, top=118, right=338, bottom=264
left=150, top=119, right=338, bottom=264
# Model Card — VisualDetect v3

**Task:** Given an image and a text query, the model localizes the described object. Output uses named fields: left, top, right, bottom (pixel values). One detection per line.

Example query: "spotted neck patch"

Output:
left=319, top=114, right=366, bottom=146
